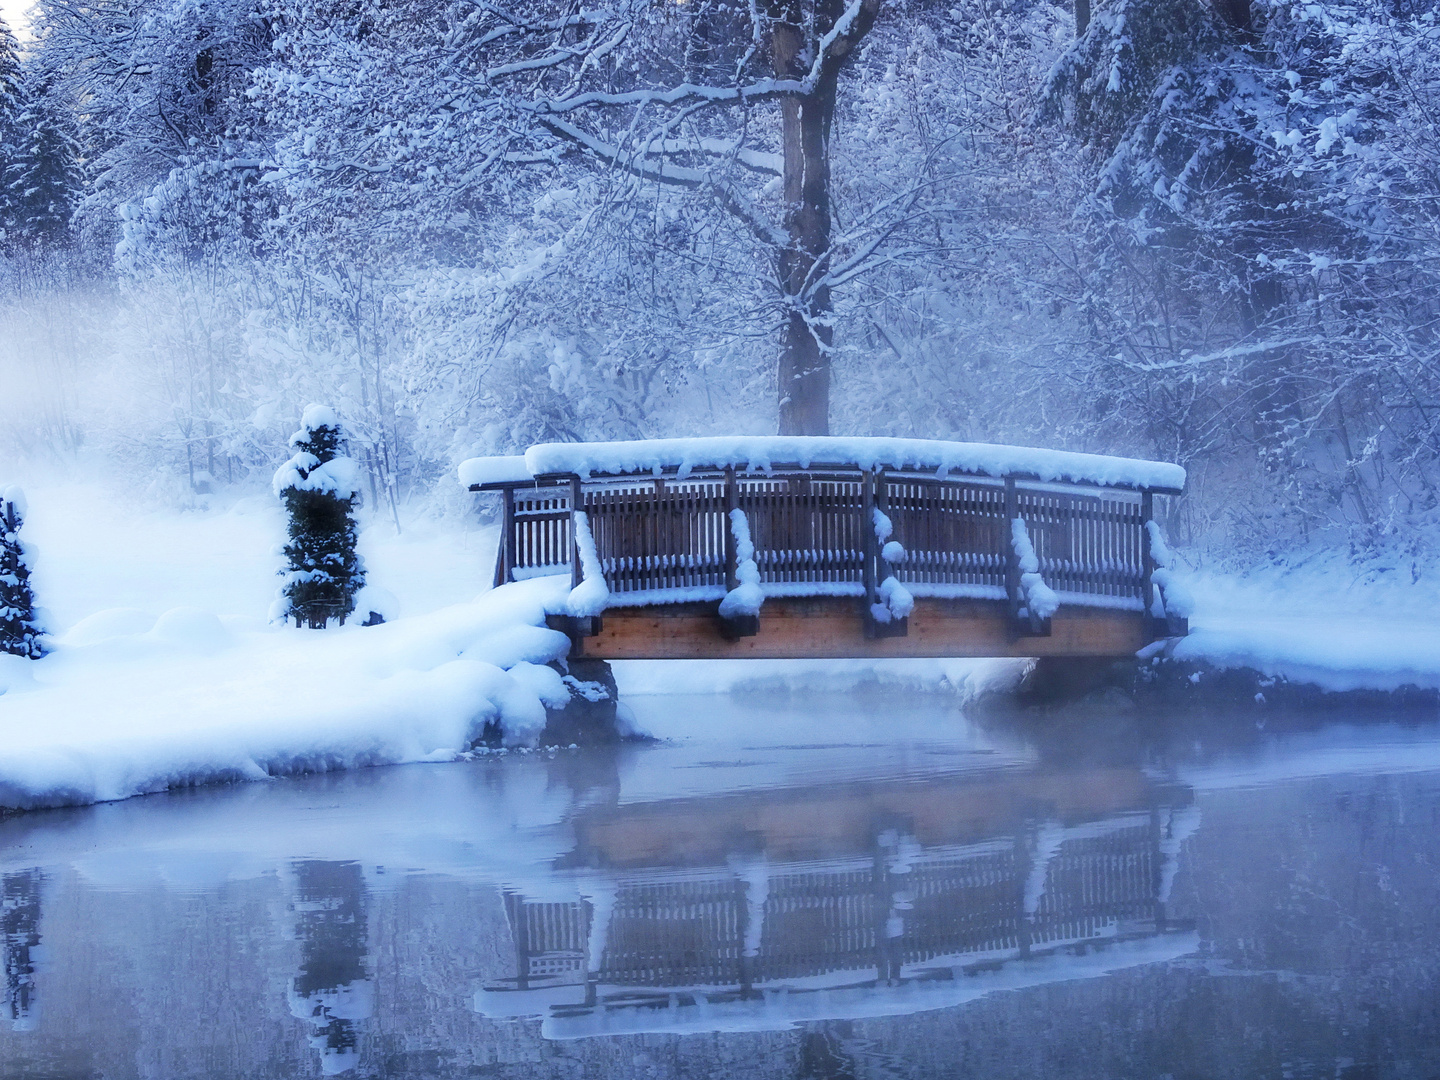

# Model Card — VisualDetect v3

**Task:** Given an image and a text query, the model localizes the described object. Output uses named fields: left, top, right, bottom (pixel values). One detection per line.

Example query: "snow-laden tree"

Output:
left=252, top=0, right=903, bottom=435
left=1040, top=0, right=1440, bottom=551
left=0, top=56, right=81, bottom=248
left=27, top=0, right=272, bottom=246
left=272, top=406, right=365, bottom=629
left=827, top=0, right=1085, bottom=444
left=0, top=486, right=43, bottom=658
left=0, top=17, right=20, bottom=221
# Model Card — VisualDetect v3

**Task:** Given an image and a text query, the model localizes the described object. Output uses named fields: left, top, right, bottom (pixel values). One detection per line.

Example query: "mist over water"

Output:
left=1, top=695, right=1438, bottom=1079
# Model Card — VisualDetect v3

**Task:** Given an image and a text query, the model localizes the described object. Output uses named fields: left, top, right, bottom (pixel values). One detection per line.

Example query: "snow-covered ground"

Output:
left=0, top=477, right=579, bottom=811
left=0, top=476, right=1436, bottom=815
left=1167, top=557, right=1440, bottom=693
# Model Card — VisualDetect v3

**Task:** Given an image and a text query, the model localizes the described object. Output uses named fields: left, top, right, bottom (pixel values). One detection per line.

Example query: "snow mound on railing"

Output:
left=461, top=436, right=1185, bottom=491
left=719, top=509, right=764, bottom=619
left=566, top=511, right=609, bottom=617
left=0, top=578, right=575, bottom=813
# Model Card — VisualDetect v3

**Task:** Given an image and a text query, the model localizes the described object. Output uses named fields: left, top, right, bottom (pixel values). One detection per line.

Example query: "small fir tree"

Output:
left=273, top=406, right=364, bottom=628
left=0, top=17, right=20, bottom=237
left=2, top=74, right=82, bottom=246
left=0, top=487, right=43, bottom=658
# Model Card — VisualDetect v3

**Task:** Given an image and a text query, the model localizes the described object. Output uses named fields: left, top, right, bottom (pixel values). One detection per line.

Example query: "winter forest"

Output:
left=1, top=0, right=1439, bottom=564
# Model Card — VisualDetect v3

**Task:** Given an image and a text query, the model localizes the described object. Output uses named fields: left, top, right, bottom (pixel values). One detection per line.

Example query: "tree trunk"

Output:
left=775, top=83, right=835, bottom=436
left=1075, top=0, right=1091, bottom=36
left=772, top=19, right=837, bottom=436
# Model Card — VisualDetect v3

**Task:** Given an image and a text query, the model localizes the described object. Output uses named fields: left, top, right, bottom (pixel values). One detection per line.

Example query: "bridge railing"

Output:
left=489, top=465, right=1168, bottom=633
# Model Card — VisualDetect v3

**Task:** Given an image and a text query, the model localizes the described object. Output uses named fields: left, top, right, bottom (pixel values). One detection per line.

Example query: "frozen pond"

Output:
left=2, top=691, right=1440, bottom=1078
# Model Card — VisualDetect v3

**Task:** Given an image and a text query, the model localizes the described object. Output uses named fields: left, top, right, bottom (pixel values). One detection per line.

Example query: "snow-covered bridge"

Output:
left=461, top=437, right=1189, bottom=660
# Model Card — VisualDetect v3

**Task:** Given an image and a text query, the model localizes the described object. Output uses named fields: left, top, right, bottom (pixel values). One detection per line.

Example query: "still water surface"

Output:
left=2, top=692, right=1439, bottom=1078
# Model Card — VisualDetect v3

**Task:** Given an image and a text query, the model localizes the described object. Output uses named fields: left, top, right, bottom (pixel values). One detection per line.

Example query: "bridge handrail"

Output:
left=469, top=456, right=1181, bottom=634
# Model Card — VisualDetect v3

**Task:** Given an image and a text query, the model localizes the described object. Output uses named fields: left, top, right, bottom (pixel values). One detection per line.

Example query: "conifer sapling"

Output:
left=0, top=487, right=44, bottom=658
left=273, top=406, right=365, bottom=628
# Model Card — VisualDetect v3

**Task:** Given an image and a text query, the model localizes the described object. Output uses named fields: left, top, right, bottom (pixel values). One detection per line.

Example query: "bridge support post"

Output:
left=496, top=488, right=515, bottom=588
left=569, top=475, right=584, bottom=589
left=717, top=467, right=760, bottom=640
left=863, top=470, right=907, bottom=639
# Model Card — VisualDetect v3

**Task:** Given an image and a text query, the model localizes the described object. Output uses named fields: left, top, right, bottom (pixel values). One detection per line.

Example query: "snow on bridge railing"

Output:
left=459, top=437, right=1187, bottom=639
left=459, top=435, right=1186, bottom=493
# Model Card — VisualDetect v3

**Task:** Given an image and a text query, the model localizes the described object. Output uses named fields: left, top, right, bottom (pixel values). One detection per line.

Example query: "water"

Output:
left=2, top=692, right=1439, bottom=1078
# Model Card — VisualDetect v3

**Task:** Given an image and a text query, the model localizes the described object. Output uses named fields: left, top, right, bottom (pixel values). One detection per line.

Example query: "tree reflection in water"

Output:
left=288, top=860, right=373, bottom=1075
left=2, top=870, right=42, bottom=1033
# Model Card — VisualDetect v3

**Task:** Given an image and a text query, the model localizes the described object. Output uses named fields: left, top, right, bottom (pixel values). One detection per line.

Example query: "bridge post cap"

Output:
left=460, top=436, right=1185, bottom=493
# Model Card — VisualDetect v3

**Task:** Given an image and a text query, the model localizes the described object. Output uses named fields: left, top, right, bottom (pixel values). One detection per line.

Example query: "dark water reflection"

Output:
left=1, top=696, right=1439, bottom=1078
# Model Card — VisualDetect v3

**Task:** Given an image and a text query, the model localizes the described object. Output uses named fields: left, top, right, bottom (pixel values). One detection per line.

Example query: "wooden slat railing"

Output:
left=489, top=467, right=1159, bottom=624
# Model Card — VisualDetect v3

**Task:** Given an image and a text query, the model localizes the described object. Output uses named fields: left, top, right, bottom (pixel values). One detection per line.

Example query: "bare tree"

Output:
left=470, top=0, right=882, bottom=434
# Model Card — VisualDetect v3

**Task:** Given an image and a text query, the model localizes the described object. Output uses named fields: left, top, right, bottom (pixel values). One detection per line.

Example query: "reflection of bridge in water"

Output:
left=478, top=769, right=1200, bottom=1037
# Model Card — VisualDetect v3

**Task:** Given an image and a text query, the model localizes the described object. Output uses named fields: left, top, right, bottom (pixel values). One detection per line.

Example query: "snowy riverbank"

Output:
left=0, top=478, right=1437, bottom=813
left=1163, top=558, right=1440, bottom=695
left=0, top=480, right=581, bottom=811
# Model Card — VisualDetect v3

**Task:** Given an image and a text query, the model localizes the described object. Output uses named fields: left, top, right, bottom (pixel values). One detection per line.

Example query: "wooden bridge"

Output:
left=462, top=437, right=1188, bottom=660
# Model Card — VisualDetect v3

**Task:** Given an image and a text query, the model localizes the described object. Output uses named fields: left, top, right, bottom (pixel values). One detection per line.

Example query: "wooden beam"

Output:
left=572, top=597, right=1153, bottom=660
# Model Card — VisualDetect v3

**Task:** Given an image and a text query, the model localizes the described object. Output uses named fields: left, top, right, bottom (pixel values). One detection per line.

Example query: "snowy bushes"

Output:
left=273, top=406, right=365, bottom=628
left=0, top=487, right=43, bottom=658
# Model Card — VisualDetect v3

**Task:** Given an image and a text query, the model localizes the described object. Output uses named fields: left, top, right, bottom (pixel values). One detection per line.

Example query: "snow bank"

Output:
left=1151, top=557, right=1440, bottom=694
left=0, top=577, right=574, bottom=813
left=1146, top=520, right=1194, bottom=619
left=1168, top=620, right=1440, bottom=693
left=461, top=436, right=1186, bottom=491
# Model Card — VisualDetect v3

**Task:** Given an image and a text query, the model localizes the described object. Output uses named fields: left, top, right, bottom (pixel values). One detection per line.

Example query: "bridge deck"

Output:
left=571, top=597, right=1150, bottom=659
left=464, top=437, right=1187, bottom=659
